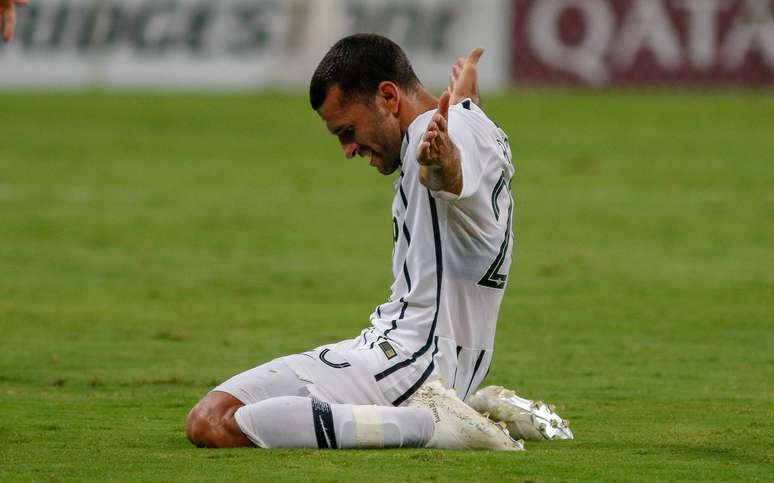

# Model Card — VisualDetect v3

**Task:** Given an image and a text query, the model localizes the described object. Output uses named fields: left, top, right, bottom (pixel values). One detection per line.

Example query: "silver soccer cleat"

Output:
left=468, top=385, right=574, bottom=441
left=408, top=380, right=524, bottom=451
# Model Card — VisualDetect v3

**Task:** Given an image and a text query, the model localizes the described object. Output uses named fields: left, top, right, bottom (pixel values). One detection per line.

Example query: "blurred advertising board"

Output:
left=0, top=0, right=510, bottom=89
left=513, top=0, right=774, bottom=86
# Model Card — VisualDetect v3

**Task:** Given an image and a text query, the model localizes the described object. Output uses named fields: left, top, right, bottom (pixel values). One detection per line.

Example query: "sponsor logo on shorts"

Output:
left=378, top=341, right=398, bottom=360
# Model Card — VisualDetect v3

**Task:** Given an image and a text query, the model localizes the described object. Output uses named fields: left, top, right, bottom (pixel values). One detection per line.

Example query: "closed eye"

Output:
left=338, top=127, right=355, bottom=143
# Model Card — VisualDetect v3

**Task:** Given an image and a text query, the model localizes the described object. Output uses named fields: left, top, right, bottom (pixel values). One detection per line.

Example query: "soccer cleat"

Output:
left=408, top=380, right=524, bottom=451
left=468, top=385, right=574, bottom=441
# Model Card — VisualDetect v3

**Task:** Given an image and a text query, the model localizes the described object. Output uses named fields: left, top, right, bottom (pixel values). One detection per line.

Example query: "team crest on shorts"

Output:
left=378, top=341, right=397, bottom=360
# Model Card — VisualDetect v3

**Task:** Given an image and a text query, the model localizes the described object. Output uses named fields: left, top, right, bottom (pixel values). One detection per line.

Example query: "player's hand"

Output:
left=417, top=89, right=462, bottom=195
left=1, top=0, right=28, bottom=43
left=449, top=48, right=484, bottom=106
left=418, top=89, right=452, bottom=168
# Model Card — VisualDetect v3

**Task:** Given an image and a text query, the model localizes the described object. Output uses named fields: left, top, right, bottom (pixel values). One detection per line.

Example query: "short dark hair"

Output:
left=309, top=33, right=421, bottom=110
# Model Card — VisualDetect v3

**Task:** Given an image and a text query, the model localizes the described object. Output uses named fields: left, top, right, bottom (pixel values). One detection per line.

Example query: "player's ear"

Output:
left=376, top=81, right=400, bottom=115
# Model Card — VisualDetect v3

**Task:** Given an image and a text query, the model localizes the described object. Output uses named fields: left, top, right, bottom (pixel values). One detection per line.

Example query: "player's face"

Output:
left=317, top=85, right=403, bottom=175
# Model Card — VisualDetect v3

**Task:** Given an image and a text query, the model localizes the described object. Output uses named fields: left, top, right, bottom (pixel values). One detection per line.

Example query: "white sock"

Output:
left=234, top=396, right=434, bottom=449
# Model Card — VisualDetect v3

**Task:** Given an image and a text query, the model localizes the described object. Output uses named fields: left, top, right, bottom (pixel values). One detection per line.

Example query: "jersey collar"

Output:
left=399, top=131, right=410, bottom=163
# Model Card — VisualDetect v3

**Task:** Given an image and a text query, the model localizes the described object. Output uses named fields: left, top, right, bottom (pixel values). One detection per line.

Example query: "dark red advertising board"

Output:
left=513, top=0, right=774, bottom=86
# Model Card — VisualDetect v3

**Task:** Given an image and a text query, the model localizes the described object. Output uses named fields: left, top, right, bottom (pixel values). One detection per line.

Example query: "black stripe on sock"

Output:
left=311, top=398, right=337, bottom=449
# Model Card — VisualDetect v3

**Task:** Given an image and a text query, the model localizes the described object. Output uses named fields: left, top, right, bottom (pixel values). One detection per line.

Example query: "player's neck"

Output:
left=399, top=86, right=439, bottom=133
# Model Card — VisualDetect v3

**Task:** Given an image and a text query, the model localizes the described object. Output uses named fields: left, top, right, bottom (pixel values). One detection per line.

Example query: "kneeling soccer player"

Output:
left=186, top=34, right=565, bottom=451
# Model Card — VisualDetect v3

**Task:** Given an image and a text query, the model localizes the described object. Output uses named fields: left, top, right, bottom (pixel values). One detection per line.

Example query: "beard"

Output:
left=369, top=116, right=403, bottom=175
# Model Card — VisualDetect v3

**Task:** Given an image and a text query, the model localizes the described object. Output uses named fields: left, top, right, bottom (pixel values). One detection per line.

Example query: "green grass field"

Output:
left=1, top=90, right=772, bottom=481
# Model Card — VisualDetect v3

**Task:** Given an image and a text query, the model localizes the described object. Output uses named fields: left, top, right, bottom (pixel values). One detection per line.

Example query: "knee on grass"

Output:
left=186, top=393, right=251, bottom=448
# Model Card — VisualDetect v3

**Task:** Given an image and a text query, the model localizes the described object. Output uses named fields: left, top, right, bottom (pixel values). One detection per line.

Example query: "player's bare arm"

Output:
left=417, top=90, right=463, bottom=195
left=449, top=48, right=484, bottom=106
left=0, top=0, right=28, bottom=42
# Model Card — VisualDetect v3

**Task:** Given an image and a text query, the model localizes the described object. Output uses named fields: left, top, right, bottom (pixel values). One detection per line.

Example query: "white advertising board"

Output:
left=0, top=0, right=511, bottom=90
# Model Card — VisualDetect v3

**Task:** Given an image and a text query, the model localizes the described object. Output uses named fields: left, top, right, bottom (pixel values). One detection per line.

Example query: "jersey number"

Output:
left=478, top=171, right=512, bottom=290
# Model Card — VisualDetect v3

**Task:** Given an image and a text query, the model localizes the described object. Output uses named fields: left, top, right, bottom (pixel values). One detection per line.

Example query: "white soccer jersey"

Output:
left=359, top=99, right=515, bottom=404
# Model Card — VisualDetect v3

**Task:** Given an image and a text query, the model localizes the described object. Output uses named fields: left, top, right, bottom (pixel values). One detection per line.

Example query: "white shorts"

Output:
left=213, top=334, right=440, bottom=407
